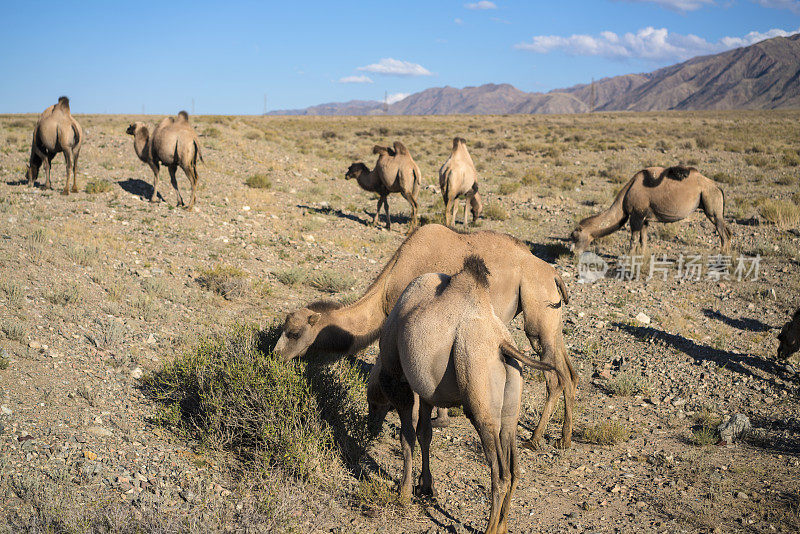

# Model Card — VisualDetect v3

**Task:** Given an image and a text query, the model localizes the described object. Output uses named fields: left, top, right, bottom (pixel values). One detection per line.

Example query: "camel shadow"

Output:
left=746, top=413, right=800, bottom=454
left=119, top=178, right=164, bottom=202
left=526, top=238, right=572, bottom=263
left=614, top=322, right=794, bottom=384
left=298, top=203, right=411, bottom=230
left=702, top=308, right=772, bottom=333
left=6, top=178, right=30, bottom=186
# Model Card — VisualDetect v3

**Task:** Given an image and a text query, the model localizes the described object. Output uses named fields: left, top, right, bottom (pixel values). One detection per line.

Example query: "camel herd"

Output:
left=19, top=96, right=800, bottom=534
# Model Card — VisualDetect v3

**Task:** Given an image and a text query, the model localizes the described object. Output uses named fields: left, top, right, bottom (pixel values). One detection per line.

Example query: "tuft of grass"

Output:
left=758, top=199, right=800, bottom=228
left=85, top=179, right=113, bottom=194
left=197, top=264, right=250, bottom=299
left=578, top=422, right=630, bottom=445
left=0, top=280, right=25, bottom=308
left=274, top=267, right=307, bottom=286
left=2, top=319, right=27, bottom=342
left=497, top=181, right=520, bottom=195
left=607, top=371, right=650, bottom=396
left=711, top=171, right=743, bottom=185
left=695, top=135, right=714, bottom=150
left=46, top=284, right=81, bottom=306
left=204, top=127, right=221, bottom=138
left=141, top=324, right=337, bottom=479
left=245, top=130, right=263, bottom=140
left=354, top=474, right=400, bottom=509
left=484, top=202, right=509, bottom=221
left=691, top=425, right=720, bottom=447
left=66, top=245, right=98, bottom=266
left=305, top=269, right=355, bottom=294
left=0, top=350, right=9, bottom=370
left=246, top=174, right=272, bottom=189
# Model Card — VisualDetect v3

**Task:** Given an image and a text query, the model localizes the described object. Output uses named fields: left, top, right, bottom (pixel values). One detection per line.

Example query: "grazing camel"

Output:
left=126, top=111, right=203, bottom=209
left=570, top=166, right=732, bottom=255
left=26, top=96, right=83, bottom=195
left=372, top=256, right=564, bottom=534
left=439, top=137, right=483, bottom=227
left=345, top=141, right=420, bottom=231
left=777, top=307, right=800, bottom=360
left=274, top=223, right=577, bottom=449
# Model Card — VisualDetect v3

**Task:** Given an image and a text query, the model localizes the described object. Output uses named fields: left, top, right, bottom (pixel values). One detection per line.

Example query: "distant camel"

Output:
left=345, top=141, right=420, bottom=232
left=26, top=96, right=83, bottom=195
left=777, top=307, right=800, bottom=360
left=439, top=137, right=483, bottom=227
left=274, top=223, right=577, bottom=449
left=370, top=256, right=564, bottom=533
left=126, top=111, right=203, bottom=209
left=570, top=166, right=731, bottom=254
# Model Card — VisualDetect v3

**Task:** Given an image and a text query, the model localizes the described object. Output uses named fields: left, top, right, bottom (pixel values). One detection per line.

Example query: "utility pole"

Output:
left=383, top=91, right=388, bottom=114
left=589, top=78, right=596, bottom=113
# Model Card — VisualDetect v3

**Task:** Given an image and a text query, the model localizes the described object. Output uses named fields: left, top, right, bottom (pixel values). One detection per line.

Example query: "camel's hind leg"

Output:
left=472, top=421, right=507, bottom=534
left=71, top=149, right=80, bottom=193
left=372, top=196, right=383, bottom=226
left=401, top=190, right=418, bottom=231
left=168, top=165, right=184, bottom=207
left=444, top=197, right=454, bottom=227
left=629, top=214, right=644, bottom=254
left=149, top=162, right=161, bottom=203
left=60, top=150, right=73, bottom=196
left=701, top=188, right=731, bottom=252
left=43, top=154, right=54, bottom=190
left=415, top=400, right=437, bottom=499
left=497, top=368, right=522, bottom=534
left=185, top=165, right=199, bottom=210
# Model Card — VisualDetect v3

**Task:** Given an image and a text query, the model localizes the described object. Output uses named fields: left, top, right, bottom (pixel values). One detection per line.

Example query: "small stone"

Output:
left=718, top=414, right=751, bottom=444
left=130, top=367, right=143, bottom=380
left=84, top=450, right=98, bottom=461
left=87, top=426, right=113, bottom=438
left=736, top=491, right=748, bottom=500
left=635, top=312, right=651, bottom=325
left=0, top=405, right=11, bottom=416
left=29, top=341, right=42, bottom=350
left=242, top=206, right=251, bottom=211
left=179, top=490, right=197, bottom=503
left=145, top=334, right=156, bottom=345
left=302, top=234, right=315, bottom=243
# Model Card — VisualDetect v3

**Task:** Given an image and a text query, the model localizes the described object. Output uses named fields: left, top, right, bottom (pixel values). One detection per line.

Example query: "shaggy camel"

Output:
left=26, top=97, right=83, bottom=195
left=126, top=111, right=203, bottom=209
left=274, top=223, right=577, bottom=449
left=777, top=307, right=800, bottom=360
left=570, top=166, right=731, bottom=255
left=345, top=141, right=420, bottom=231
left=372, top=256, right=564, bottom=534
left=439, top=137, right=483, bottom=227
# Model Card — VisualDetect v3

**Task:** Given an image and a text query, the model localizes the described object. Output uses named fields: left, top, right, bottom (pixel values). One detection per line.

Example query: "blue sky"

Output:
left=1, top=0, right=798, bottom=114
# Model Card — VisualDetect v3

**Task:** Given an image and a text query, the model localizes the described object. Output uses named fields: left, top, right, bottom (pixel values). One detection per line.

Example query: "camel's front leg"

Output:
left=71, top=151, right=80, bottom=193
left=43, top=155, right=53, bottom=190
left=372, top=197, right=382, bottom=226
left=149, top=162, right=161, bottom=203
left=415, top=400, right=437, bottom=500
left=168, top=165, right=184, bottom=207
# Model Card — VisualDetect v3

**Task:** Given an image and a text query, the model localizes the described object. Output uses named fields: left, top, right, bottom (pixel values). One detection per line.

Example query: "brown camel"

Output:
left=439, top=137, right=483, bottom=227
left=274, top=223, right=577, bottom=449
left=345, top=141, right=420, bottom=231
left=26, top=96, right=83, bottom=195
left=126, top=111, right=203, bottom=209
left=570, top=166, right=732, bottom=255
left=777, top=307, right=800, bottom=360
left=372, top=256, right=564, bottom=534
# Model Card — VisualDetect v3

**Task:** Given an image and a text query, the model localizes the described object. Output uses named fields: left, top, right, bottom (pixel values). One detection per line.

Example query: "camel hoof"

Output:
left=60, top=189, right=69, bottom=196
left=521, top=437, right=545, bottom=451
left=149, top=198, right=158, bottom=204
left=414, top=484, right=438, bottom=502
left=555, top=438, right=572, bottom=450
left=71, top=187, right=78, bottom=193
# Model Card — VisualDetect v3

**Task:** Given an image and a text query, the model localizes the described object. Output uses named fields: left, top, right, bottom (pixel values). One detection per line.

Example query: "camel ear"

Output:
left=308, top=313, right=321, bottom=326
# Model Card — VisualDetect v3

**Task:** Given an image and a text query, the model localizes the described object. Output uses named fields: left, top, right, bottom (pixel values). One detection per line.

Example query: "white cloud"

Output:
left=454, top=17, right=464, bottom=25
left=515, top=26, right=800, bottom=62
left=615, top=0, right=715, bottom=11
left=357, top=58, right=433, bottom=77
left=756, top=0, right=800, bottom=14
left=386, top=93, right=410, bottom=105
left=338, top=75, right=373, bottom=84
left=465, top=1, right=497, bottom=9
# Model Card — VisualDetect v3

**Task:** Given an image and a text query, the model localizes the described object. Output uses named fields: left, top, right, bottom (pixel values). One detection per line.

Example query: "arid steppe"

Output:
left=0, top=111, right=799, bottom=533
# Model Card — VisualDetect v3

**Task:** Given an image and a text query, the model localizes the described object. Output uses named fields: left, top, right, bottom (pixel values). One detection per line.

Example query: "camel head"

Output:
left=345, top=162, right=369, bottom=180
left=25, top=164, right=38, bottom=182
left=125, top=122, right=146, bottom=136
left=470, top=192, right=483, bottom=222
left=273, top=307, right=323, bottom=361
left=777, top=309, right=800, bottom=360
left=570, top=225, right=593, bottom=255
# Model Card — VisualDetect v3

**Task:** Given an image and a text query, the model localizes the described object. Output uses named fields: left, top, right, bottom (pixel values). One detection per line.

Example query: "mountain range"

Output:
left=269, top=33, right=800, bottom=115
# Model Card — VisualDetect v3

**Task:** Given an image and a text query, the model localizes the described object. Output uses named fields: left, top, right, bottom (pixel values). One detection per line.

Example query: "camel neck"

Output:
left=133, top=129, right=150, bottom=163
left=356, top=168, right=380, bottom=192
left=320, top=288, right=386, bottom=355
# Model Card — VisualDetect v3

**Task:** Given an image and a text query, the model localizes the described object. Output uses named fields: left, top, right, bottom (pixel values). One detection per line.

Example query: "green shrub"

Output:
left=85, top=179, right=113, bottom=194
left=578, top=422, right=630, bottom=445
left=607, top=371, right=650, bottom=396
left=142, top=325, right=335, bottom=479
left=305, top=269, right=356, bottom=294
left=197, top=264, right=250, bottom=299
left=246, top=174, right=272, bottom=189
left=275, top=267, right=307, bottom=286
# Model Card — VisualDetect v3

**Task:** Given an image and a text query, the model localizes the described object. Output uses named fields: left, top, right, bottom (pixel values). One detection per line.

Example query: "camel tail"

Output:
left=412, top=163, right=421, bottom=198
left=552, top=273, right=569, bottom=307
left=461, top=255, right=490, bottom=288
left=500, top=341, right=565, bottom=382
left=193, top=139, right=204, bottom=164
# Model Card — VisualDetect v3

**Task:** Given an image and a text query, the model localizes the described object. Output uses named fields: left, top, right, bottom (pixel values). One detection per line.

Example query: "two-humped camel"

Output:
left=372, top=256, right=564, bottom=534
left=274, top=223, right=577, bottom=449
left=345, top=141, right=420, bottom=232
left=126, top=111, right=203, bottom=209
left=439, top=137, right=483, bottom=227
left=26, top=96, right=83, bottom=195
left=570, top=166, right=731, bottom=254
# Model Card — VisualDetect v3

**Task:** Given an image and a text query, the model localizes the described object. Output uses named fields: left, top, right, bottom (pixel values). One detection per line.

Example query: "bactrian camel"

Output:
left=777, top=307, right=800, bottom=360
left=439, top=137, right=483, bottom=227
left=345, top=141, right=420, bottom=232
left=126, top=111, right=203, bottom=209
left=26, top=97, right=83, bottom=195
left=570, top=166, right=731, bottom=255
left=372, top=256, right=564, bottom=534
left=274, top=223, right=577, bottom=449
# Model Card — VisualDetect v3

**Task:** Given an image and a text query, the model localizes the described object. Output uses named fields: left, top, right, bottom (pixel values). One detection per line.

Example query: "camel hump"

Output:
left=460, top=255, right=490, bottom=288
left=177, top=110, right=189, bottom=121
left=56, top=96, right=70, bottom=111
left=662, top=165, right=693, bottom=181
left=452, top=137, right=467, bottom=149
left=373, top=145, right=390, bottom=156
left=393, top=141, right=409, bottom=155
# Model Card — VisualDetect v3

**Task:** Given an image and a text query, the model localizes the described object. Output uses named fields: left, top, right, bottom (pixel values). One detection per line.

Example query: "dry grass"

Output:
left=578, top=422, right=630, bottom=445
left=758, top=199, right=800, bottom=228
left=197, top=264, right=250, bottom=299
left=607, top=371, right=650, bottom=396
